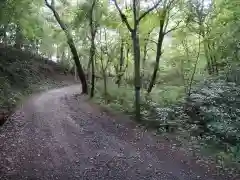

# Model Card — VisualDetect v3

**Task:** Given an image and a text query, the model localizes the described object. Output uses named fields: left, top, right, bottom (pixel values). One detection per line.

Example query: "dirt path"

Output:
left=0, top=85, right=234, bottom=180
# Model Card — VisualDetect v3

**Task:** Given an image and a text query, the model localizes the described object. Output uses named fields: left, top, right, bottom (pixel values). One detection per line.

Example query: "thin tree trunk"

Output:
left=100, top=29, right=108, bottom=101
left=90, top=41, right=95, bottom=97
left=142, top=40, right=148, bottom=76
left=89, top=0, right=97, bottom=98
left=103, top=73, right=107, bottom=99
left=100, top=45, right=108, bottom=101
left=45, top=0, right=88, bottom=94
left=141, top=30, right=152, bottom=89
left=207, top=42, right=218, bottom=75
left=116, top=39, right=124, bottom=87
left=202, top=32, right=213, bottom=75
left=87, top=59, right=91, bottom=82
left=147, top=17, right=165, bottom=93
left=187, top=33, right=201, bottom=96
left=142, top=37, right=148, bottom=66
left=142, top=30, right=152, bottom=77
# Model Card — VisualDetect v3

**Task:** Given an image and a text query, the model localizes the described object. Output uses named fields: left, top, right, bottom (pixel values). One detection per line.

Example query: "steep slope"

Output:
left=0, top=45, right=76, bottom=125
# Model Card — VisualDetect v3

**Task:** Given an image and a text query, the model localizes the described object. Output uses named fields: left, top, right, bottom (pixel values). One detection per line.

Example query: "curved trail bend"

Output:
left=0, top=85, right=230, bottom=180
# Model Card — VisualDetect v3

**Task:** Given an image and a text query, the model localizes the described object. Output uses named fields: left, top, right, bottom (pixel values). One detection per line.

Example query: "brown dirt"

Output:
left=0, top=85, right=238, bottom=180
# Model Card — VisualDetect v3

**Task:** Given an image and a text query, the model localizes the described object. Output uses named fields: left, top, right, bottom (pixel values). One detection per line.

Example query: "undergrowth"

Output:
left=0, top=46, right=72, bottom=118
left=94, top=78, right=240, bottom=173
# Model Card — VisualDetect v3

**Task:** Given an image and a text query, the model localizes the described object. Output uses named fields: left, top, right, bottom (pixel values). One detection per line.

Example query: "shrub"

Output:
left=186, top=79, right=240, bottom=146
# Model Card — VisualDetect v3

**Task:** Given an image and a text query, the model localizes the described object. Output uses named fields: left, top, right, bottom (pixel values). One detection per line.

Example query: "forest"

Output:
left=0, top=0, right=240, bottom=171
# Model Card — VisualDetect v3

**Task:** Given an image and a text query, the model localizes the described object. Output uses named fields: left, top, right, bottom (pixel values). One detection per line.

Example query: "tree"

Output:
left=115, top=39, right=129, bottom=87
left=185, top=0, right=218, bottom=75
left=147, top=0, right=181, bottom=93
left=45, top=0, right=88, bottom=94
left=89, top=0, right=98, bottom=97
left=113, top=0, right=161, bottom=121
left=98, top=27, right=113, bottom=101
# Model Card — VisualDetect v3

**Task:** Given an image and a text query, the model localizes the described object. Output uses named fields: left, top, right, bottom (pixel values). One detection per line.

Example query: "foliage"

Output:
left=187, top=78, right=240, bottom=146
left=0, top=45, right=73, bottom=114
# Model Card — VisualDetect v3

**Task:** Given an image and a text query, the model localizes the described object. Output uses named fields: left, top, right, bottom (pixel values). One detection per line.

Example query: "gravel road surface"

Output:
left=0, top=85, right=233, bottom=180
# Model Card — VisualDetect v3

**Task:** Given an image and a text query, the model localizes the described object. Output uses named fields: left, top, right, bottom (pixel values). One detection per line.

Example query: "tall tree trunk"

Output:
left=100, top=45, right=108, bottom=101
left=90, top=40, right=95, bottom=97
left=113, top=0, right=160, bottom=121
left=141, top=30, right=152, bottom=89
left=201, top=29, right=214, bottom=76
left=187, top=33, right=201, bottom=96
left=116, top=39, right=124, bottom=87
left=142, top=30, right=152, bottom=78
left=147, top=17, right=165, bottom=93
left=102, top=67, right=108, bottom=103
left=89, top=0, right=97, bottom=98
left=131, top=29, right=141, bottom=121
left=100, top=28, right=109, bottom=102
left=132, top=0, right=141, bottom=121
left=207, top=42, right=218, bottom=75
left=69, top=38, right=88, bottom=94
left=45, top=0, right=88, bottom=94
left=203, top=41, right=214, bottom=75
left=103, top=72, right=107, bottom=100
left=142, top=40, right=148, bottom=77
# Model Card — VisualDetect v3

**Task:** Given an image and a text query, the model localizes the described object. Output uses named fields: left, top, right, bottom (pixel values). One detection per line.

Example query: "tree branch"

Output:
left=45, top=0, right=68, bottom=33
left=112, top=0, right=133, bottom=32
left=164, top=20, right=182, bottom=35
left=45, top=0, right=54, bottom=9
left=137, top=0, right=161, bottom=24
left=144, top=38, right=158, bottom=45
left=147, top=46, right=156, bottom=52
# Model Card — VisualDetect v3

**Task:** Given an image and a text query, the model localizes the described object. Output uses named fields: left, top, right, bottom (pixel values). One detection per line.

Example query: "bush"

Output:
left=146, top=85, right=185, bottom=106
left=95, top=80, right=135, bottom=113
left=94, top=80, right=187, bottom=132
left=186, top=79, right=240, bottom=146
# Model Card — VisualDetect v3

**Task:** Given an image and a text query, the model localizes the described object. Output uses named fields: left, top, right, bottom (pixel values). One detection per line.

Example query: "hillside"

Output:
left=0, top=45, right=77, bottom=125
